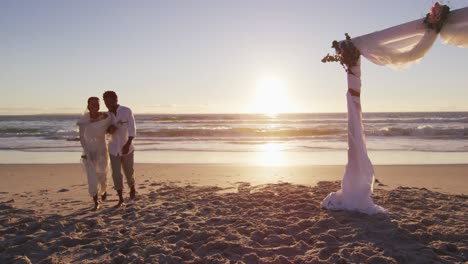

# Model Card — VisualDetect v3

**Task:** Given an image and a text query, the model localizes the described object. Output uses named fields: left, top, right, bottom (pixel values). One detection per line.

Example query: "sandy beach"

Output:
left=0, top=163, right=467, bottom=263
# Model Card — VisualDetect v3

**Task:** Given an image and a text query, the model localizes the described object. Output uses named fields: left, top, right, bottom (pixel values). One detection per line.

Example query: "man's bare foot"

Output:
left=130, top=186, right=136, bottom=200
left=101, top=192, right=107, bottom=201
left=114, top=190, right=126, bottom=207
left=114, top=200, right=125, bottom=208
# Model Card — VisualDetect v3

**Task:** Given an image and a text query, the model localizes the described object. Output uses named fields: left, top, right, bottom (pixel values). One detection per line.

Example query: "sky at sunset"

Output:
left=1, top=0, right=468, bottom=114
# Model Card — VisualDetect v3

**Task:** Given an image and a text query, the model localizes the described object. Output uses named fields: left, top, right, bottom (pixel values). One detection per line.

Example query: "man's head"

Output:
left=103, top=91, right=118, bottom=111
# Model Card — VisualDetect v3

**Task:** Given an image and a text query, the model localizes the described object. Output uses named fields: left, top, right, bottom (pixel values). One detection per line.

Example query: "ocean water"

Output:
left=0, top=112, right=467, bottom=164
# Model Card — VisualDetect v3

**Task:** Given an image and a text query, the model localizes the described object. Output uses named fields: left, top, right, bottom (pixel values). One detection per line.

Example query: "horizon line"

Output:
left=1, top=110, right=467, bottom=116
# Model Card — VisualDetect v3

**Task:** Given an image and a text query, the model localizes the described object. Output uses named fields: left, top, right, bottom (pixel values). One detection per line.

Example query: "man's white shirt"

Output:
left=108, top=105, right=136, bottom=156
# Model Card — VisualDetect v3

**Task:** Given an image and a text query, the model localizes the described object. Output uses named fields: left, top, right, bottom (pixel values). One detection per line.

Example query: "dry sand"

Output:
left=0, top=164, right=467, bottom=263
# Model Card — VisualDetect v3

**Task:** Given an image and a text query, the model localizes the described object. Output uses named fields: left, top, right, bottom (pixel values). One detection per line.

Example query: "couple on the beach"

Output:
left=77, top=91, right=136, bottom=210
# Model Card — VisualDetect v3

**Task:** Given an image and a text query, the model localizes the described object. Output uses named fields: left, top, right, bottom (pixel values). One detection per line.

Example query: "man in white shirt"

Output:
left=103, top=91, right=136, bottom=207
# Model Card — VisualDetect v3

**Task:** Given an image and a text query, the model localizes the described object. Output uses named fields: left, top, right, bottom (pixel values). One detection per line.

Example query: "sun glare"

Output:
left=254, top=76, right=289, bottom=116
left=255, top=142, right=288, bottom=166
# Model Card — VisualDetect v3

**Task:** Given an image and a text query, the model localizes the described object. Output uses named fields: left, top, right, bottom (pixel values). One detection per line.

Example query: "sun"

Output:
left=253, top=76, right=289, bottom=116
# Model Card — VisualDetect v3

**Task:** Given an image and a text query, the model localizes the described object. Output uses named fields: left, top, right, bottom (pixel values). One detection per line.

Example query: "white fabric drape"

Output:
left=350, top=6, right=468, bottom=68
left=322, top=60, right=387, bottom=215
left=321, top=6, right=467, bottom=215
left=440, top=6, right=468, bottom=47
left=77, top=114, right=112, bottom=197
left=352, top=19, right=437, bottom=69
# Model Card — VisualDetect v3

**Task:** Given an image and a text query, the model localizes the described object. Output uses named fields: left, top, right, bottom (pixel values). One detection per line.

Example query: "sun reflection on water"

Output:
left=255, top=142, right=288, bottom=166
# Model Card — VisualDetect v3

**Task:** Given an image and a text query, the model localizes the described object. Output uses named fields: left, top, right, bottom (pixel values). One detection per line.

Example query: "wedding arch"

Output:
left=320, top=3, right=468, bottom=215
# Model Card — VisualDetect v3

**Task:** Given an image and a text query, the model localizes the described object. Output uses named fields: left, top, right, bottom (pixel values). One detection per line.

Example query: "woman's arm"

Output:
left=78, top=125, right=88, bottom=158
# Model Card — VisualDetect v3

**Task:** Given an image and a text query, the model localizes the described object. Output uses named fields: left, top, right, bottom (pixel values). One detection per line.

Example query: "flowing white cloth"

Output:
left=77, top=113, right=112, bottom=197
left=350, top=6, right=468, bottom=68
left=440, top=6, right=468, bottom=47
left=322, top=60, right=387, bottom=215
left=321, top=6, right=468, bottom=214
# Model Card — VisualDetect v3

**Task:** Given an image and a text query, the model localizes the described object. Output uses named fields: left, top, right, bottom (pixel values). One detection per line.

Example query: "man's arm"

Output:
left=122, top=108, right=136, bottom=155
left=127, top=108, right=136, bottom=138
left=122, top=137, right=134, bottom=155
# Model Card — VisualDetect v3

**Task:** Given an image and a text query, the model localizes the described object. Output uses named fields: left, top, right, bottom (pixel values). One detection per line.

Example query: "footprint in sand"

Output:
left=236, top=182, right=251, bottom=194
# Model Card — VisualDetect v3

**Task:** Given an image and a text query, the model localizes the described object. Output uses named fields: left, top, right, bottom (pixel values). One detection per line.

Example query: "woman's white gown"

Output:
left=77, top=114, right=112, bottom=197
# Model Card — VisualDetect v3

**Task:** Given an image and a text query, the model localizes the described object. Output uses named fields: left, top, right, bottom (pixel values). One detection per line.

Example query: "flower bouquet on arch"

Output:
left=321, top=33, right=361, bottom=75
left=424, top=2, right=450, bottom=33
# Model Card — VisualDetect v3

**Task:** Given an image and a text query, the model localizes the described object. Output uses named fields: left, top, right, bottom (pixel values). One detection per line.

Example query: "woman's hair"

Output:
left=87, top=97, right=99, bottom=104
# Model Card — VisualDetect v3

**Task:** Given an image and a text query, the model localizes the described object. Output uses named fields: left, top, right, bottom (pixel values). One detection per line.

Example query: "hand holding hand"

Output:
left=107, top=125, right=117, bottom=134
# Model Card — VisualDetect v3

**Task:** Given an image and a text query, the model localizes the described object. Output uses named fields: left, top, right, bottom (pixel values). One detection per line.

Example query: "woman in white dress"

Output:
left=77, top=97, right=113, bottom=210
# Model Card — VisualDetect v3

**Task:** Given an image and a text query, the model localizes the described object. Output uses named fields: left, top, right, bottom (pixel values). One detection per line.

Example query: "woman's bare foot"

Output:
left=92, top=203, right=101, bottom=211
left=92, top=194, right=100, bottom=211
